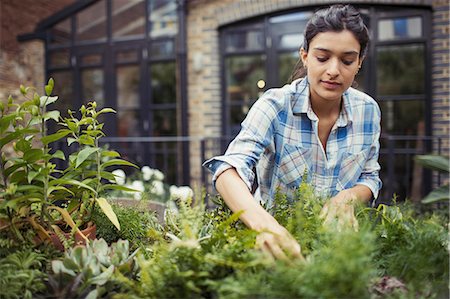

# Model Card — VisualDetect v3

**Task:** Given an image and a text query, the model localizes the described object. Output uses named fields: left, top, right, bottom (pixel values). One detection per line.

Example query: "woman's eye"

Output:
left=342, top=60, right=354, bottom=66
left=316, top=57, right=328, bottom=62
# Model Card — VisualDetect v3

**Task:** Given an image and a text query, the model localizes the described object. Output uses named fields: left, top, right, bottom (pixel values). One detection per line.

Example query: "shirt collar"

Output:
left=290, top=77, right=353, bottom=126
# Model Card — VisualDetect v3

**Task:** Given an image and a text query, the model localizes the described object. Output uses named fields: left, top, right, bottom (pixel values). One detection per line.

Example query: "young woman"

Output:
left=204, top=4, right=382, bottom=260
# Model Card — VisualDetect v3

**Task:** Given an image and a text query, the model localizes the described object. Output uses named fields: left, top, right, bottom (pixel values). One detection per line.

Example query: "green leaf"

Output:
left=51, top=150, right=66, bottom=160
left=49, top=178, right=96, bottom=194
left=421, top=184, right=450, bottom=204
left=67, top=137, right=77, bottom=146
left=0, top=113, right=18, bottom=134
left=100, top=184, right=139, bottom=193
left=41, top=130, right=71, bottom=145
left=96, top=108, right=116, bottom=116
left=79, top=135, right=95, bottom=146
left=39, top=96, right=58, bottom=107
left=100, top=159, right=138, bottom=170
left=44, top=110, right=60, bottom=122
left=0, top=131, right=23, bottom=149
left=102, top=151, right=120, bottom=158
left=14, top=138, right=32, bottom=152
left=27, top=170, right=40, bottom=183
left=96, top=197, right=121, bottom=231
left=415, top=155, right=449, bottom=174
left=23, top=148, right=44, bottom=163
left=47, top=186, right=74, bottom=197
left=75, top=147, right=99, bottom=168
left=45, top=78, right=54, bottom=96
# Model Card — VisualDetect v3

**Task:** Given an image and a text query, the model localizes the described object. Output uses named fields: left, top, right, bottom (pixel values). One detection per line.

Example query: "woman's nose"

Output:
left=326, top=59, right=340, bottom=77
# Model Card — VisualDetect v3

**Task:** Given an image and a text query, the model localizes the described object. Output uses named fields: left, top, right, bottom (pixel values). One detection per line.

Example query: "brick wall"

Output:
left=186, top=0, right=448, bottom=185
left=431, top=0, right=450, bottom=156
left=0, top=0, right=75, bottom=99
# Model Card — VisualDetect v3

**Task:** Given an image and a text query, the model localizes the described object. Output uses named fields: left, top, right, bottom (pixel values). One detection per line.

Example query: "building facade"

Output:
left=1, top=0, right=449, bottom=202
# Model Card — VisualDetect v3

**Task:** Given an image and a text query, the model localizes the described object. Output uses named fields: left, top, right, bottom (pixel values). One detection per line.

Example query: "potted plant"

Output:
left=0, top=78, right=137, bottom=249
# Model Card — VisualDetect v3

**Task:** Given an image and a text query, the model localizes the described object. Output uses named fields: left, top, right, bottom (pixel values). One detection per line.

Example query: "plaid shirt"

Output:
left=203, top=77, right=382, bottom=208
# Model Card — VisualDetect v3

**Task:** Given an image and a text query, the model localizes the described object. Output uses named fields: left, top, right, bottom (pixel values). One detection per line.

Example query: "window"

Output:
left=45, top=0, right=186, bottom=185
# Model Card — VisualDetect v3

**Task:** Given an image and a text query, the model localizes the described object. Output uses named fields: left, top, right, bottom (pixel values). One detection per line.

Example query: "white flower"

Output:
left=141, top=166, right=153, bottom=181
left=111, top=169, right=126, bottom=186
left=131, top=180, right=145, bottom=200
left=153, top=169, right=164, bottom=181
left=170, top=185, right=193, bottom=202
left=151, top=180, right=165, bottom=196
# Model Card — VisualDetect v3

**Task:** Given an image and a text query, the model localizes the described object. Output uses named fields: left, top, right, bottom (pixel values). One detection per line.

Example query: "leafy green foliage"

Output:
left=0, top=249, right=48, bottom=299
left=415, top=154, right=450, bottom=203
left=92, top=203, right=161, bottom=250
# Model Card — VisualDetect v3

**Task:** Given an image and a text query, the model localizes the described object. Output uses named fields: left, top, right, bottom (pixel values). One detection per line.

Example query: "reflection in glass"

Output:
left=112, top=0, right=145, bottom=39
left=225, top=30, right=264, bottom=52
left=377, top=44, right=424, bottom=95
left=278, top=51, right=299, bottom=85
left=278, top=33, right=303, bottom=49
left=153, top=109, right=177, bottom=136
left=226, top=55, right=265, bottom=128
left=81, top=54, right=103, bottom=66
left=378, top=17, right=422, bottom=41
left=81, top=69, right=104, bottom=107
left=49, top=50, right=70, bottom=68
left=151, top=62, right=176, bottom=104
left=49, top=71, right=74, bottom=117
left=150, top=40, right=174, bottom=58
left=117, top=66, right=140, bottom=109
left=118, top=110, right=140, bottom=137
left=76, top=0, right=107, bottom=42
left=149, top=0, right=178, bottom=38
left=116, top=50, right=139, bottom=63
left=379, top=100, right=424, bottom=135
left=50, top=18, right=71, bottom=45
left=269, top=11, right=312, bottom=24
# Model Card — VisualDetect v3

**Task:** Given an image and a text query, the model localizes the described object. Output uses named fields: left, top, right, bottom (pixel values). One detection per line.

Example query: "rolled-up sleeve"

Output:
left=356, top=105, right=382, bottom=199
left=202, top=96, right=279, bottom=191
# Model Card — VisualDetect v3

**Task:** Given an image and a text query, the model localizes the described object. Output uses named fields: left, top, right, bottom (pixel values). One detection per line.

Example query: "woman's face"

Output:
left=300, top=30, right=363, bottom=104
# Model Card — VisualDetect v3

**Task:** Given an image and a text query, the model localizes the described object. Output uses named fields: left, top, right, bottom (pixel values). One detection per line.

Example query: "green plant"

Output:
left=0, top=79, right=137, bottom=246
left=47, top=238, right=138, bottom=298
left=415, top=154, right=449, bottom=204
left=92, top=203, right=161, bottom=249
left=0, top=249, right=49, bottom=299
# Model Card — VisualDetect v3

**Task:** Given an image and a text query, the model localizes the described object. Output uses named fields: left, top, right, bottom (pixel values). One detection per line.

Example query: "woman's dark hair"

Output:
left=289, top=4, right=369, bottom=82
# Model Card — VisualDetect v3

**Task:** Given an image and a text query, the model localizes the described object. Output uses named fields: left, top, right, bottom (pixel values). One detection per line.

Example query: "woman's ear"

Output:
left=358, top=55, right=365, bottom=69
left=300, top=48, right=308, bottom=67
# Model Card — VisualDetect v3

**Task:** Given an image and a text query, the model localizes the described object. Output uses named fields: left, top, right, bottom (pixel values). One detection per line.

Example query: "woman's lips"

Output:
left=321, top=80, right=342, bottom=90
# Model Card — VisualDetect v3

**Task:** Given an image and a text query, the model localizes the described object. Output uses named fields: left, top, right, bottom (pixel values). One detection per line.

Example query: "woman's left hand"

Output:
left=319, top=190, right=359, bottom=231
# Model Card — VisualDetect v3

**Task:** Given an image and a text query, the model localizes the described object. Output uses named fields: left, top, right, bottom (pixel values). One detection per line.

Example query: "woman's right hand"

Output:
left=255, top=221, right=304, bottom=261
left=216, top=168, right=304, bottom=261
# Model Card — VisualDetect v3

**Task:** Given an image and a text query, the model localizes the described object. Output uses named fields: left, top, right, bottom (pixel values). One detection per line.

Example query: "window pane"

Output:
left=50, top=18, right=71, bottom=45
left=49, top=71, right=74, bottom=117
left=153, top=109, right=177, bottom=136
left=112, top=0, right=146, bottom=39
left=117, top=66, right=140, bottom=109
left=378, top=16, right=422, bottom=41
left=379, top=100, right=424, bottom=136
left=151, top=62, right=176, bottom=104
left=376, top=44, right=424, bottom=95
left=225, top=55, right=265, bottom=128
left=149, top=0, right=178, bottom=38
left=225, top=30, right=264, bottom=52
left=49, top=50, right=70, bottom=68
left=150, top=40, right=175, bottom=58
left=81, top=69, right=104, bottom=107
left=80, top=54, right=103, bottom=66
left=278, top=51, right=299, bottom=85
left=116, top=50, right=139, bottom=63
left=278, top=33, right=303, bottom=49
left=118, top=110, right=140, bottom=137
left=76, top=0, right=107, bottom=43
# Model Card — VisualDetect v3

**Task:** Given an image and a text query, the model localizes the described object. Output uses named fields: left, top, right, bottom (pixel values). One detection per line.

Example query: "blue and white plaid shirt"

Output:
left=203, top=77, right=382, bottom=208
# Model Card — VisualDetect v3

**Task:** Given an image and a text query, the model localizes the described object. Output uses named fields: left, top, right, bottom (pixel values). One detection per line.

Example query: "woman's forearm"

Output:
left=215, top=168, right=277, bottom=231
